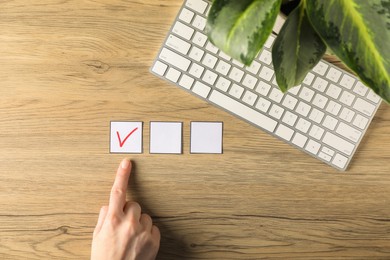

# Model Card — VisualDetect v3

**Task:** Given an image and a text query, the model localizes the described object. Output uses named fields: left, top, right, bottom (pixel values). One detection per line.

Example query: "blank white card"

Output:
left=150, top=122, right=183, bottom=154
left=190, top=122, right=223, bottom=154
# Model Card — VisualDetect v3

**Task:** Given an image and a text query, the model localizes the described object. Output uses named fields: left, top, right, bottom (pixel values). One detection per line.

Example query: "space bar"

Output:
left=209, top=90, right=278, bottom=133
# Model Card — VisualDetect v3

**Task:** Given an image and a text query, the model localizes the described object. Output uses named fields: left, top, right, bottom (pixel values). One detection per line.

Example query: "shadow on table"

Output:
left=129, top=162, right=194, bottom=260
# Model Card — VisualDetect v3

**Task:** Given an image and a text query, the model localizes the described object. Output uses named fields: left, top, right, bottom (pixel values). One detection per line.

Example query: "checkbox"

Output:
left=190, top=122, right=223, bottom=154
left=150, top=122, right=183, bottom=154
left=110, top=121, right=143, bottom=153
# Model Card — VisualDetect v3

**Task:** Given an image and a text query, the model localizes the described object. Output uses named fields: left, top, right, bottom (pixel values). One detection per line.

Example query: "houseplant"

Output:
left=206, top=0, right=390, bottom=103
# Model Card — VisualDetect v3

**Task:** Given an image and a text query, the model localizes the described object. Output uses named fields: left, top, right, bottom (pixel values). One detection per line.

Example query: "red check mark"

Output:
left=117, top=127, right=138, bottom=148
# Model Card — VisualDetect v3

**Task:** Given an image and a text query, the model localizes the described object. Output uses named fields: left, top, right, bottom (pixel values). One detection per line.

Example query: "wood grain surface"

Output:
left=1, top=0, right=390, bottom=259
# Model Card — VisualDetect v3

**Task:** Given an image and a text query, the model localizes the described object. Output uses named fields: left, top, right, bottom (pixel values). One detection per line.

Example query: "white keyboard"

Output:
left=150, top=0, right=381, bottom=171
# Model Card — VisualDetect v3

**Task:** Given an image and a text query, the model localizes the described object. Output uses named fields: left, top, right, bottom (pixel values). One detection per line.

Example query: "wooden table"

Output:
left=1, top=1, right=390, bottom=259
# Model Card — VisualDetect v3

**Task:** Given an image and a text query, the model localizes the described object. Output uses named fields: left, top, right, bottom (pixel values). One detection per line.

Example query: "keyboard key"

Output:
left=185, top=0, right=208, bottom=14
left=209, top=90, right=278, bottom=132
left=256, top=81, right=271, bottom=96
left=309, top=125, right=324, bottom=140
left=296, top=101, right=311, bottom=117
left=323, top=132, right=355, bottom=156
left=292, top=132, right=308, bottom=148
left=189, top=63, right=205, bottom=78
left=202, top=53, right=218, bottom=69
left=202, top=70, right=218, bottom=85
left=242, top=91, right=258, bottom=106
left=339, top=107, right=355, bottom=122
left=255, top=97, right=271, bottom=112
left=192, top=15, right=207, bottom=30
left=318, top=152, right=332, bottom=162
left=353, top=98, right=376, bottom=116
left=189, top=46, right=204, bottom=61
left=229, top=84, right=244, bottom=99
left=269, top=88, right=284, bottom=103
left=296, top=118, right=311, bottom=133
left=193, top=31, right=208, bottom=47
left=326, top=84, right=342, bottom=99
left=166, top=34, right=191, bottom=54
left=246, top=61, right=261, bottom=75
left=326, top=67, right=342, bottom=83
left=353, top=114, right=369, bottom=130
left=312, top=77, right=328, bottom=92
left=192, top=81, right=211, bottom=98
left=215, top=77, right=231, bottom=92
left=353, top=82, right=368, bottom=96
left=323, top=115, right=338, bottom=130
left=282, top=111, right=298, bottom=126
left=309, top=108, right=324, bottom=124
left=269, top=104, right=284, bottom=119
left=166, top=67, right=181, bottom=82
left=259, top=66, right=274, bottom=81
left=264, top=35, right=275, bottom=48
left=313, top=61, right=328, bottom=76
left=275, top=124, right=294, bottom=141
left=205, top=42, right=219, bottom=54
left=303, top=72, right=315, bottom=85
left=312, top=93, right=328, bottom=109
left=229, top=67, right=245, bottom=82
left=321, top=147, right=335, bottom=157
left=179, top=8, right=194, bottom=23
left=332, top=153, right=348, bottom=169
left=179, top=74, right=194, bottom=89
left=242, top=74, right=258, bottom=89
left=259, top=49, right=272, bottom=65
left=159, top=48, right=191, bottom=71
left=336, top=122, right=362, bottom=143
left=215, top=60, right=231, bottom=76
left=305, top=139, right=321, bottom=155
left=172, top=21, right=194, bottom=40
left=152, top=61, right=167, bottom=76
left=366, top=90, right=381, bottom=103
left=326, top=100, right=341, bottom=116
left=299, top=86, right=315, bottom=102
left=339, top=91, right=356, bottom=106
left=282, top=94, right=298, bottom=110
left=339, top=74, right=356, bottom=89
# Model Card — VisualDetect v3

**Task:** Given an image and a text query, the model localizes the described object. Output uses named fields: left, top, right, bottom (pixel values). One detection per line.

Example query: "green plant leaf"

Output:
left=272, top=2, right=326, bottom=92
left=206, top=0, right=282, bottom=66
left=306, top=0, right=390, bottom=103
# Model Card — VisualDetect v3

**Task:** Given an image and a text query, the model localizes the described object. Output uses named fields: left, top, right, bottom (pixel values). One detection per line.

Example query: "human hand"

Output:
left=91, top=158, right=160, bottom=260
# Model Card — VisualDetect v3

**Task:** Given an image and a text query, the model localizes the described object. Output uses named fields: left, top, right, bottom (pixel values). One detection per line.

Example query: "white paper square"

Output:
left=191, top=122, right=223, bottom=154
left=150, top=122, right=182, bottom=154
left=110, top=121, right=143, bottom=153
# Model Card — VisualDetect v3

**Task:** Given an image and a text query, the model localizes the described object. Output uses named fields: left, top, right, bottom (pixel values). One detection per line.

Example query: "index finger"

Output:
left=108, top=158, right=132, bottom=214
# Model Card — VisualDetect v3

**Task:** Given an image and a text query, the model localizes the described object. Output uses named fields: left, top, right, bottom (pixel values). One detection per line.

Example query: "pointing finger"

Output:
left=108, top=158, right=131, bottom=215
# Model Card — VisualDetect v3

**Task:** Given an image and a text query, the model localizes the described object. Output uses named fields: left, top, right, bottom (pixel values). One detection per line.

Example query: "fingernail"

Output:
left=121, top=158, right=130, bottom=169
